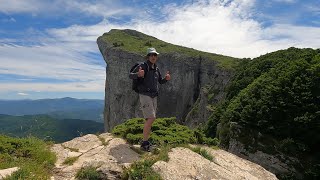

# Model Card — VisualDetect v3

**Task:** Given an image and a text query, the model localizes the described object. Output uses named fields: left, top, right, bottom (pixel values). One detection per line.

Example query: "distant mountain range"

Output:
left=0, top=114, right=104, bottom=143
left=0, top=97, right=104, bottom=122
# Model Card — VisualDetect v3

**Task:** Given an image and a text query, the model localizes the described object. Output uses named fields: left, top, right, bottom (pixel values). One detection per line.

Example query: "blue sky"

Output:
left=0, top=0, right=319, bottom=100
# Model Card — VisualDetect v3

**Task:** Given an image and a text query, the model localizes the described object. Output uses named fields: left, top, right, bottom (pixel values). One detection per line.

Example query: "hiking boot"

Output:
left=140, top=140, right=151, bottom=152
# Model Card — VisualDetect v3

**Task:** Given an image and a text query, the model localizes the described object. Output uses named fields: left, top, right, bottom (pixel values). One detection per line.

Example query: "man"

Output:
left=129, top=47, right=171, bottom=151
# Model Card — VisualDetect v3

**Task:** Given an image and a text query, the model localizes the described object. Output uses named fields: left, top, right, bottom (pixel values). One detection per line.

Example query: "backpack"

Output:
left=130, top=62, right=148, bottom=93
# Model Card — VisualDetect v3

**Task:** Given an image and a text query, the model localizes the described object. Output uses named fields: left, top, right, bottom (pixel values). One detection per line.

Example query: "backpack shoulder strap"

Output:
left=142, top=62, right=149, bottom=73
left=130, top=63, right=140, bottom=73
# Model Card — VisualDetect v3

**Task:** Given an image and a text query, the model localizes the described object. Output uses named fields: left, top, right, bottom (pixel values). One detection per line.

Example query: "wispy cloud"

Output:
left=73, top=0, right=318, bottom=58
left=0, top=0, right=136, bottom=18
left=304, top=4, right=320, bottom=15
left=0, top=24, right=106, bottom=92
left=1, top=0, right=319, bottom=96
left=17, top=92, right=29, bottom=96
left=272, top=0, right=297, bottom=3
left=1, top=17, right=16, bottom=23
left=0, top=43, right=105, bottom=81
left=2, top=81, right=104, bottom=92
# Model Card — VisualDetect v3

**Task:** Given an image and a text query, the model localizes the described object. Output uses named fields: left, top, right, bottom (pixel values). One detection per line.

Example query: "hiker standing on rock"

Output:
left=129, top=47, right=171, bottom=151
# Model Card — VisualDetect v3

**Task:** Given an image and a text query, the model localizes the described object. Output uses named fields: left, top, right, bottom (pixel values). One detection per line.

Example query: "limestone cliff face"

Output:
left=97, top=29, right=234, bottom=131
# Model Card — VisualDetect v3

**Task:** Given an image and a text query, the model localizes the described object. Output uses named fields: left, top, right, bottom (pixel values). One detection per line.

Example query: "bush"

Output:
left=76, top=166, right=101, bottom=180
left=0, top=135, right=56, bottom=179
left=205, top=47, right=320, bottom=179
left=63, top=156, right=79, bottom=165
left=112, top=117, right=218, bottom=146
left=188, top=146, right=213, bottom=161
left=124, top=159, right=161, bottom=180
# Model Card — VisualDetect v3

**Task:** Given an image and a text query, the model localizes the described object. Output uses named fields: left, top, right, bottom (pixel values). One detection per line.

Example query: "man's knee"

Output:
left=146, top=117, right=156, bottom=123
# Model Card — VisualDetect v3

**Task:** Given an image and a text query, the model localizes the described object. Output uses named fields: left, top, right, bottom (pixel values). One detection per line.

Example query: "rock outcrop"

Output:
left=97, top=29, right=236, bottom=131
left=50, top=133, right=140, bottom=180
left=49, top=133, right=277, bottom=180
left=153, top=147, right=278, bottom=180
left=0, top=167, right=19, bottom=180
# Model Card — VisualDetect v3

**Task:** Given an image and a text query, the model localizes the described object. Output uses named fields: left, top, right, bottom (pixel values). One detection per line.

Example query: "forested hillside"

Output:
left=0, top=114, right=104, bottom=143
left=205, top=47, right=320, bottom=179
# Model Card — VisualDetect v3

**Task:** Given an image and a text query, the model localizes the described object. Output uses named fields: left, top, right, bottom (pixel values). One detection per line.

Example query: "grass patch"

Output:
left=62, top=156, right=79, bottom=165
left=100, top=29, right=239, bottom=70
left=122, top=144, right=172, bottom=180
left=0, top=135, right=56, bottom=179
left=123, top=159, right=162, bottom=180
left=76, top=166, right=101, bottom=180
left=61, top=144, right=79, bottom=152
left=112, top=117, right=219, bottom=179
left=123, top=144, right=214, bottom=179
left=188, top=146, right=214, bottom=161
left=98, top=136, right=108, bottom=146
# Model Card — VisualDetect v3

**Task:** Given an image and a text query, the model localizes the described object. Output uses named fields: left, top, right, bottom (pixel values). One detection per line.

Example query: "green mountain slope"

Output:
left=205, top=47, right=320, bottom=179
left=0, top=114, right=104, bottom=143
left=100, top=29, right=239, bottom=69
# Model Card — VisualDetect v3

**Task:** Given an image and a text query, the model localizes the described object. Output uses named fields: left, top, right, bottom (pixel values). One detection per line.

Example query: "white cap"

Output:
left=147, top=47, right=159, bottom=55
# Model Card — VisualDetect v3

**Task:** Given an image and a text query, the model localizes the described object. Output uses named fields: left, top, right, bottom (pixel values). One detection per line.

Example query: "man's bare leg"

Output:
left=143, top=117, right=155, bottom=141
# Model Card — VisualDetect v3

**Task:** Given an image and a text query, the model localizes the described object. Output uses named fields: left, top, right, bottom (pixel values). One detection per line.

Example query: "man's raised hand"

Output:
left=137, top=66, right=145, bottom=78
left=165, top=71, right=171, bottom=81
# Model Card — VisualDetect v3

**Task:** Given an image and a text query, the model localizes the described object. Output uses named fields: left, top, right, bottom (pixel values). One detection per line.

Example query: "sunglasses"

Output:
left=148, top=53, right=158, bottom=57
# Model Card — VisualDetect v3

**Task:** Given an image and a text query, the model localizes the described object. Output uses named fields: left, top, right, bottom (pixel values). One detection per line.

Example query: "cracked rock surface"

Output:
left=152, top=147, right=278, bottom=180
left=0, top=167, right=20, bottom=180
left=50, top=133, right=278, bottom=180
left=50, top=133, right=140, bottom=180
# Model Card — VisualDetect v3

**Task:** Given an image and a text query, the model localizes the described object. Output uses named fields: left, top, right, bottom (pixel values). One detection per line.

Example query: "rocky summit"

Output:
left=97, top=29, right=238, bottom=131
left=49, top=133, right=277, bottom=180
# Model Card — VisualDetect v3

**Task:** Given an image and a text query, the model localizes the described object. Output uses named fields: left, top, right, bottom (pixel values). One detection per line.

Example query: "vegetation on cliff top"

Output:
left=0, top=135, right=56, bottom=179
left=112, top=117, right=219, bottom=146
left=205, top=47, right=320, bottom=179
left=112, top=117, right=216, bottom=180
left=100, top=29, right=239, bottom=69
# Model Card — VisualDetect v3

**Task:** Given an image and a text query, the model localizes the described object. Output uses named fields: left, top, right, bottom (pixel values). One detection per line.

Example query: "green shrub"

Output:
left=63, top=156, right=79, bottom=165
left=0, top=135, right=56, bottom=179
left=76, top=166, right=101, bottom=180
left=144, top=41, right=152, bottom=46
left=112, top=117, right=217, bottom=145
left=204, top=47, right=320, bottom=179
left=188, top=146, right=213, bottom=161
left=124, top=159, right=162, bottom=180
left=122, top=145, right=172, bottom=180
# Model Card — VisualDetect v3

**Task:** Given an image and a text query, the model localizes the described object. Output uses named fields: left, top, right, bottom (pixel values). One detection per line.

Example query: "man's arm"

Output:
left=158, top=69, right=167, bottom=84
left=129, top=64, right=145, bottom=79
left=129, top=65, right=140, bottom=79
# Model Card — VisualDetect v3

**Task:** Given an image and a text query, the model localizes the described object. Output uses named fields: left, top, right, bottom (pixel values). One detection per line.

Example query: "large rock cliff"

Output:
left=97, top=29, right=238, bottom=131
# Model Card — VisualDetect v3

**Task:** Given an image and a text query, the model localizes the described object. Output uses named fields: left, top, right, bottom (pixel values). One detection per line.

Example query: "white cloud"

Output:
left=0, top=0, right=136, bottom=18
left=304, top=4, right=320, bottom=15
left=0, top=43, right=105, bottom=81
left=0, top=18, right=108, bottom=93
left=1, top=0, right=319, bottom=94
left=17, top=92, right=29, bottom=96
left=1, top=17, right=16, bottom=23
left=1, top=80, right=104, bottom=92
left=0, top=0, right=43, bottom=14
left=50, top=0, right=318, bottom=58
